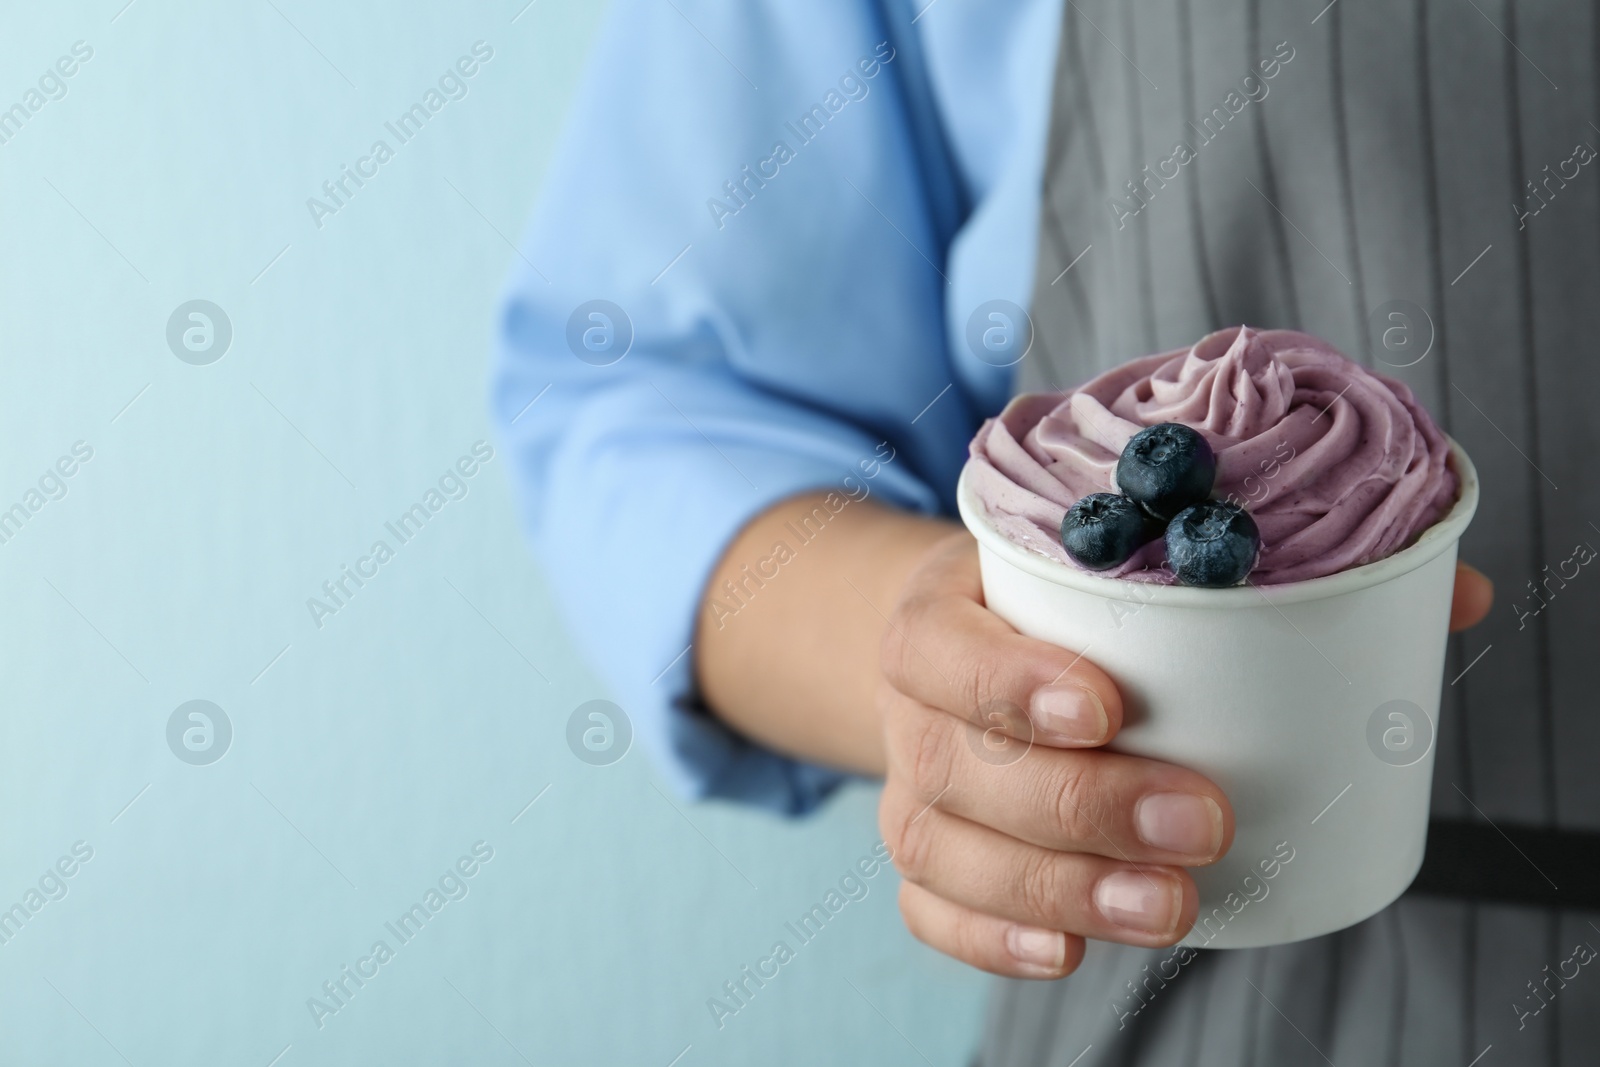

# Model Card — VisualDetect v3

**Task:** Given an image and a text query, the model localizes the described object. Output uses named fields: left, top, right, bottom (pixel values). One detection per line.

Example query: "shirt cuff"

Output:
left=496, top=368, right=941, bottom=817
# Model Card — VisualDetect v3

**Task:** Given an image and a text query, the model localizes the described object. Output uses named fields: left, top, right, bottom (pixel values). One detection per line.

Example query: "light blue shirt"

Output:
left=492, top=0, right=1061, bottom=813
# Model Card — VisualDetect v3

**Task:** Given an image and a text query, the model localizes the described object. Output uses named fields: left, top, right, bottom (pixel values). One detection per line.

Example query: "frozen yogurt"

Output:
left=966, top=326, right=1458, bottom=584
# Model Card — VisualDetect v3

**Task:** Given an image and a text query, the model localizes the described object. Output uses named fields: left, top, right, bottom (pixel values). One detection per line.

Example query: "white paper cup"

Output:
left=957, top=440, right=1479, bottom=949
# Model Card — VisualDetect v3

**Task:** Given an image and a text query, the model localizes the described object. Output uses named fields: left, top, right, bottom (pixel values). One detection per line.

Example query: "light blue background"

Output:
left=0, top=1, right=987, bottom=1062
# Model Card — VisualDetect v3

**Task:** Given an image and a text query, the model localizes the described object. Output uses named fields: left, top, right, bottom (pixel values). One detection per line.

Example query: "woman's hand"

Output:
left=696, top=490, right=1494, bottom=980
left=876, top=533, right=1228, bottom=978
left=877, top=535, right=1493, bottom=980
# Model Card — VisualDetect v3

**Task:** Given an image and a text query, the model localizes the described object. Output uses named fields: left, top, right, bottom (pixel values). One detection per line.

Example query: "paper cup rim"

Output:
left=957, top=437, right=1479, bottom=609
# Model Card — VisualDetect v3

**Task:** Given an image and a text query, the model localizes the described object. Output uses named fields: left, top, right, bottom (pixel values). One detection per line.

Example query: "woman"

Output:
left=495, top=0, right=1594, bottom=1061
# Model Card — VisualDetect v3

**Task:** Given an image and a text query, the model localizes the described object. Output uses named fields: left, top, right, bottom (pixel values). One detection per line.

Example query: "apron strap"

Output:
left=1410, top=819, right=1600, bottom=910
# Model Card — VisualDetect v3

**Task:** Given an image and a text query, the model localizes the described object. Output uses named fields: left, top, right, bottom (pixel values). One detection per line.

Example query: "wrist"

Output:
left=694, top=491, right=958, bottom=777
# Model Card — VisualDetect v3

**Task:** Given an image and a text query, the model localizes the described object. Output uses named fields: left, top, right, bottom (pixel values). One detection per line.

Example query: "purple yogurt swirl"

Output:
left=966, top=326, right=1459, bottom=584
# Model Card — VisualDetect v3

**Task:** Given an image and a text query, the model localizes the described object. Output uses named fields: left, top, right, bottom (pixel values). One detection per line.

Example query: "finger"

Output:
left=884, top=688, right=1232, bottom=864
left=881, top=782, right=1199, bottom=946
left=883, top=536, right=1123, bottom=748
left=1449, top=562, right=1493, bottom=632
left=898, top=881, right=1086, bottom=980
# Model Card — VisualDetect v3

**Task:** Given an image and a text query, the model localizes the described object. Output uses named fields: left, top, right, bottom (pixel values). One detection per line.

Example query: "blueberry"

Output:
left=1116, top=423, right=1216, bottom=522
left=1164, top=501, right=1261, bottom=587
left=1060, top=493, right=1154, bottom=571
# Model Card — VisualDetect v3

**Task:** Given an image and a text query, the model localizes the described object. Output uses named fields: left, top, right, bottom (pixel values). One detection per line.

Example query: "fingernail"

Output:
left=1135, top=793, right=1223, bottom=859
left=1029, top=682, right=1107, bottom=743
left=1094, top=871, right=1181, bottom=934
left=1005, top=924, right=1066, bottom=973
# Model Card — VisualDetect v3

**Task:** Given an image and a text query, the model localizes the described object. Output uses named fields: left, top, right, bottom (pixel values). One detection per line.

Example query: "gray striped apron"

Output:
left=988, top=1, right=1600, bottom=1063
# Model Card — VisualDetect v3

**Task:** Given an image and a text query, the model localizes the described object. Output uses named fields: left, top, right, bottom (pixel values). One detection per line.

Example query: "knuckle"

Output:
left=881, top=793, right=935, bottom=885
left=1016, top=849, right=1067, bottom=927
left=906, top=711, right=955, bottom=801
left=894, top=817, right=935, bottom=885
left=1049, top=760, right=1106, bottom=844
left=881, top=591, right=932, bottom=690
left=959, top=647, right=1003, bottom=718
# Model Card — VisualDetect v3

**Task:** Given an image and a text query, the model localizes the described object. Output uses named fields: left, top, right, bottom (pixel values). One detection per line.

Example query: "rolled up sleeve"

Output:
left=492, top=0, right=969, bottom=814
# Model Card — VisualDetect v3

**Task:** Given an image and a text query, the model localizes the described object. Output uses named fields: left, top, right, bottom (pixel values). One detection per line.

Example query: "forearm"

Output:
left=694, top=492, right=960, bottom=777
